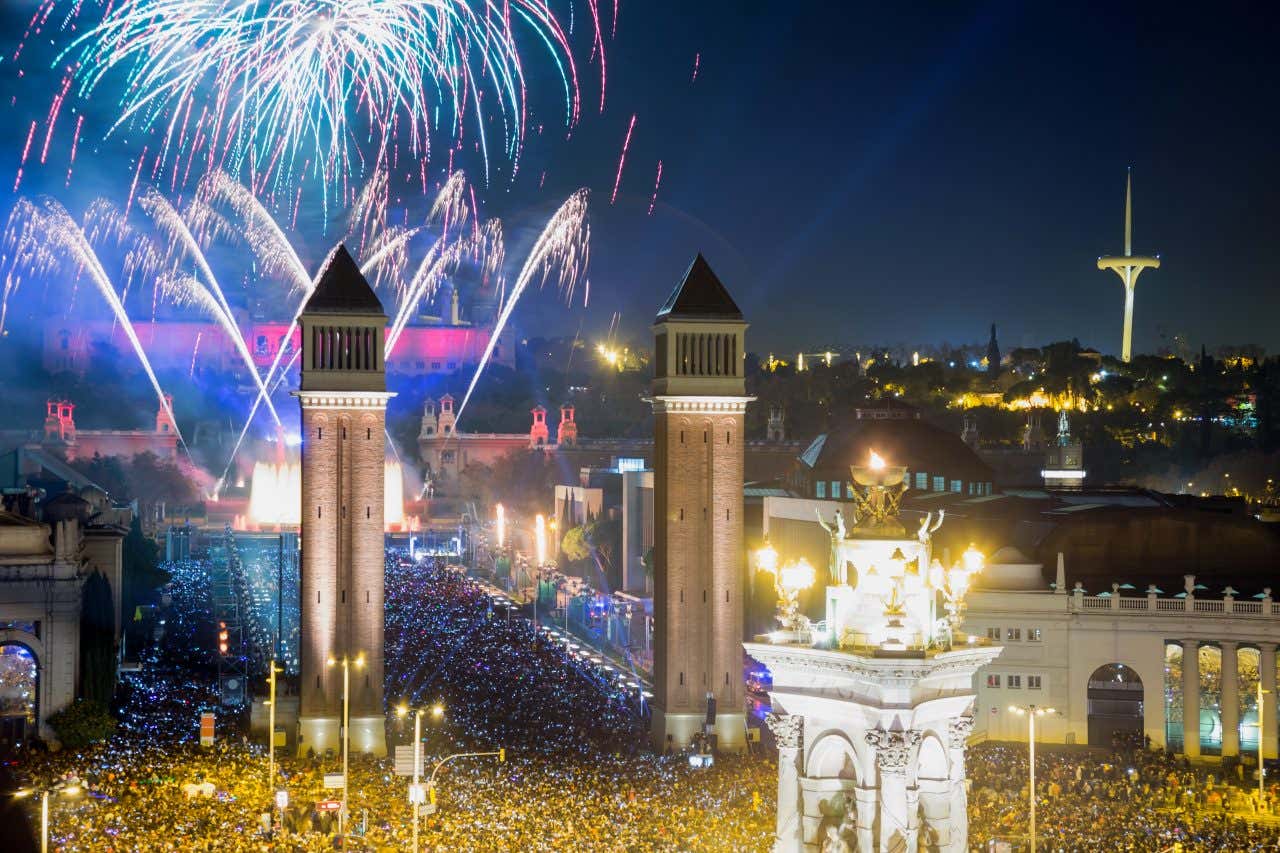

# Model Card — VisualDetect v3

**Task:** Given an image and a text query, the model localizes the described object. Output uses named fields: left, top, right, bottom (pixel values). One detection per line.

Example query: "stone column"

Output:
left=867, top=728, right=922, bottom=852
left=917, top=778, right=951, bottom=852
left=1221, top=641, right=1240, bottom=758
left=946, top=716, right=974, bottom=853
left=1182, top=640, right=1201, bottom=758
left=766, top=713, right=804, bottom=853
left=854, top=785, right=877, bottom=853
left=1263, top=645, right=1278, bottom=760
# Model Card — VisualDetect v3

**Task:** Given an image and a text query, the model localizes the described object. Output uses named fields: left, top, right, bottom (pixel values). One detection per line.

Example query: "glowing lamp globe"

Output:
left=779, top=558, right=816, bottom=594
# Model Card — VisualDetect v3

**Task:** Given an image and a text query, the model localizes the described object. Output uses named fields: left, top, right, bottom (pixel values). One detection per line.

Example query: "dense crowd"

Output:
left=8, top=555, right=775, bottom=852
left=968, top=741, right=1280, bottom=851
left=14, top=552, right=1280, bottom=851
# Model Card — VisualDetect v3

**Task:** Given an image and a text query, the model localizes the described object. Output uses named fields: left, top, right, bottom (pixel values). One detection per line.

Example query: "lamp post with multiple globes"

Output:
left=397, top=702, right=445, bottom=853
left=1008, top=703, right=1057, bottom=853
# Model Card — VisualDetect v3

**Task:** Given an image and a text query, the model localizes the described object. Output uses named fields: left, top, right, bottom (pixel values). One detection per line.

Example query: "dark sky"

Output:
left=3, top=1, right=1279, bottom=357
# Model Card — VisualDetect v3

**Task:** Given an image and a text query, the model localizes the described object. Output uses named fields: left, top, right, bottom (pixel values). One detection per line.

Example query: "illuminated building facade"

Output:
left=294, top=246, right=391, bottom=757
left=649, top=254, right=751, bottom=753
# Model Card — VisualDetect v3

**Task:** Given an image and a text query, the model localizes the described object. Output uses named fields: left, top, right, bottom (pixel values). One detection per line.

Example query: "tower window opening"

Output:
left=318, top=428, right=323, bottom=440
left=317, top=506, right=322, bottom=518
left=367, top=428, right=371, bottom=440
left=316, top=675, right=321, bottom=689
left=366, top=590, right=370, bottom=603
left=679, top=508, right=684, bottom=521
left=703, top=590, right=707, bottom=603
left=726, top=431, right=731, bottom=444
left=725, top=672, right=730, bottom=685
left=366, top=507, right=370, bottom=519
left=341, top=590, right=346, bottom=604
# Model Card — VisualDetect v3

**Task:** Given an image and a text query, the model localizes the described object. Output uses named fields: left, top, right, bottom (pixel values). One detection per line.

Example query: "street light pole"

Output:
left=328, top=653, right=364, bottom=847
left=40, top=790, right=48, bottom=853
left=1009, top=704, right=1055, bottom=853
left=1261, top=683, right=1270, bottom=808
left=413, top=709, right=422, bottom=853
left=341, top=657, right=349, bottom=842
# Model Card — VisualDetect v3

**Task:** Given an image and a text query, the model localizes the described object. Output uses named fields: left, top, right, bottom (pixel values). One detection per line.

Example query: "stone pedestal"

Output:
left=746, top=641, right=1001, bottom=853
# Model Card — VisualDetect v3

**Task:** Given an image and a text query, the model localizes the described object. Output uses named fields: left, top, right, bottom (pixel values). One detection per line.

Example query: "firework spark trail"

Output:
left=610, top=113, right=635, bottom=205
left=648, top=160, right=663, bottom=216
left=14, top=121, right=37, bottom=192
left=4, top=197, right=190, bottom=457
left=139, top=188, right=283, bottom=426
left=55, top=0, right=597, bottom=197
left=65, top=115, right=84, bottom=187
left=455, top=188, right=590, bottom=425
left=189, top=330, right=202, bottom=377
left=692, top=52, right=700, bottom=82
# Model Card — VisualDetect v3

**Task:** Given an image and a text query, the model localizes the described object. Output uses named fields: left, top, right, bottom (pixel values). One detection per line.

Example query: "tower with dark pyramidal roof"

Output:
left=295, top=245, right=391, bottom=757
left=649, top=254, right=751, bottom=752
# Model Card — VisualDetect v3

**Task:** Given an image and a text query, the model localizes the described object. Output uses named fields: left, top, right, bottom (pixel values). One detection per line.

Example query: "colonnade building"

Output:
left=967, top=554, right=1280, bottom=760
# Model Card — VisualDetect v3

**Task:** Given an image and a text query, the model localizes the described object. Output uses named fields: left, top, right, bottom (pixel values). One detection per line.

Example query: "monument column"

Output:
left=945, top=715, right=974, bottom=853
left=1262, top=645, right=1278, bottom=760
left=1221, top=641, right=1240, bottom=758
left=867, top=728, right=921, bottom=851
left=766, top=713, right=804, bottom=852
left=1182, top=639, right=1201, bottom=757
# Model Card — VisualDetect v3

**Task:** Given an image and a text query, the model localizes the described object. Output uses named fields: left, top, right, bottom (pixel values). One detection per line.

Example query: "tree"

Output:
left=47, top=698, right=116, bottom=749
left=560, top=525, right=590, bottom=562
left=986, top=324, right=1000, bottom=382
left=121, top=516, right=169, bottom=659
left=78, top=571, right=116, bottom=704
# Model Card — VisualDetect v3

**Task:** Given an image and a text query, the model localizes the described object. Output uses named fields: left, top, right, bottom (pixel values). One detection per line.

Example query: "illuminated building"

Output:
left=294, top=246, right=391, bottom=757
left=1097, top=169, right=1161, bottom=363
left=649, top=254, right=751, bottom=753
left=967, top=557, right=1280, bottom=762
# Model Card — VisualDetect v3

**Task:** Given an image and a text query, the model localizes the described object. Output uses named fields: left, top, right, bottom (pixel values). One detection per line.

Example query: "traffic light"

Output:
left=217, top=622, right=229, bottom=655
left=499, top=748, right=506, bottom=763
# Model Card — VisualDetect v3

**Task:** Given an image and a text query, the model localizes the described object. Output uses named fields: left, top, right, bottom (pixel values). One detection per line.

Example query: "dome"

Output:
left=797, top=412, right=993, bottom=484
left=977, top=544, right=1046, bottom=591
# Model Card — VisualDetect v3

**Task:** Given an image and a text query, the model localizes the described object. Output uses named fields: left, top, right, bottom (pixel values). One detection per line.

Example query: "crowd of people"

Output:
left=6, top=555, right=775, bottom=851
left=13, top=550, right=1280, bottom=850
left=968, top=741, right=1280, bottom=851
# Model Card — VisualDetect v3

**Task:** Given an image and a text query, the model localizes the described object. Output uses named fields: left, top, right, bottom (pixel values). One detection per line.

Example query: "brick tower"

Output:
left=295, top=245, right=391, bottom=757
left=649, top=254, right=751, bottom=752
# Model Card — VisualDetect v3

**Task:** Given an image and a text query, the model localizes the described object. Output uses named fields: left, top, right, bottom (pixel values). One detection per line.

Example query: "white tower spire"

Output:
left=1098, top=169, right=1160, bottom=362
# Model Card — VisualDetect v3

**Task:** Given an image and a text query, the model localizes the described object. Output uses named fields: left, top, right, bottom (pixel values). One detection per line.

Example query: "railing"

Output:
left=1066, top=593, right=1277, bottom=618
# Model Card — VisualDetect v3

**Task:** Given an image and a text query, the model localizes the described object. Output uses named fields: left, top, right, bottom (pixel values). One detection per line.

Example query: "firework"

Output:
left=610, top=114, right=636, bottom=205
left=455, top=188, right=591, bottom=424
left=53, top=0, right=597, bottom=198
left=648, top=161, right=663, bottom=216
left=3, top=197, right=187, bottom=453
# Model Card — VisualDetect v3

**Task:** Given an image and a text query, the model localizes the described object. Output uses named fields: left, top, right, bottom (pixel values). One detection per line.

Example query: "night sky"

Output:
left=2, top=1, right=1278, bottom=357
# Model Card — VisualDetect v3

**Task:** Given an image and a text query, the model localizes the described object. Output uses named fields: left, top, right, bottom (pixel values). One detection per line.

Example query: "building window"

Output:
left=447, top=362, right=457, bottom=370
left=986, top=674, right=1001, bottom=688
left=441, top=451, right=455, bottom=463
left=933, top=476, right=945, bottom=492
left=431, top=362, right=441, bottom=370
left=986, top=627, right=1000, bottom=641
left=845, top=483, right=854, bottom=499
left=984, top=482, right=993, bottom=496
left=1028, top=675, right=1042, bottom=690
left=1006, top=628, right=1021, bottom=641
left=1007, top=675, right=1022, bottom=689
left=830, top=481, right=841, bottom=498
left=1027, top=628, right=1042, bottom=642
left=950, top=479, right=962, bottom=493
left=816, top=481, right=826, bottom=499
left=916, top=472, right=928, bottom=491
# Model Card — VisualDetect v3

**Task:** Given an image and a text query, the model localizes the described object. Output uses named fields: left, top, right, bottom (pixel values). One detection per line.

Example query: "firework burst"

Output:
left=53, top=0, right=597, bottom=202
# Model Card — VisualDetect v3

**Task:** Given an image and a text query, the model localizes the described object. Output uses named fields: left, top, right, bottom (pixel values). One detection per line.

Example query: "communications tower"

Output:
left=1097, top=170, right=1161, bottom=362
